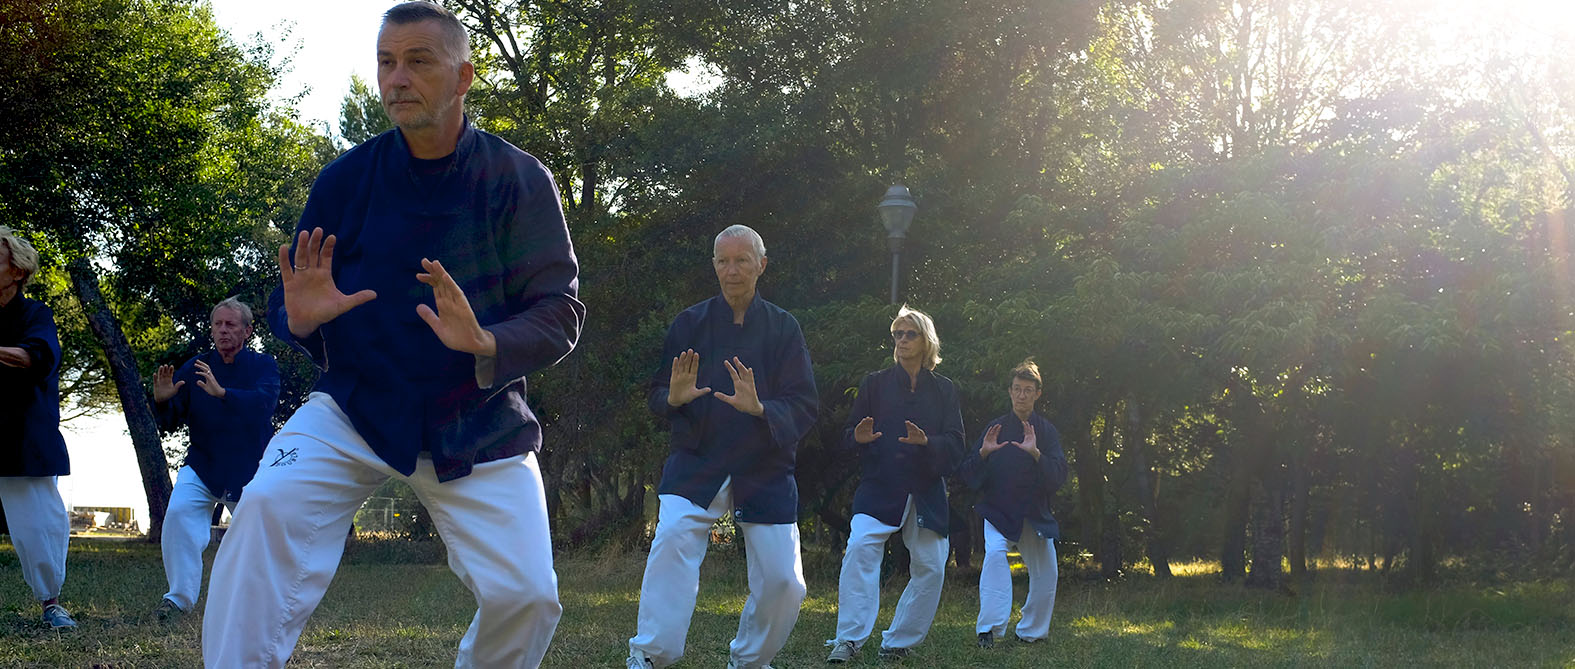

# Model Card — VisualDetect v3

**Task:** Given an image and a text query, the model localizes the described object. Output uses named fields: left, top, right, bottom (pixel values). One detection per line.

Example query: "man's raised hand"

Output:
left=152, top=364, right=184, bottom=403
left=193, top=360, right=226, bottom=399
left=713, top=356, right=764, bottom=416
left=416, top=258, right=496, bottom=356
left=278, top=228, right=377, bottom=338
left=853, top=416, right=882, bottom=444
left=667, top=349, right=711, bottom=407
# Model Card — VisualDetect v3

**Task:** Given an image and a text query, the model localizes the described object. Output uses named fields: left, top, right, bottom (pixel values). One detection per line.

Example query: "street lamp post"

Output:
left=877, top=185, right=917, bottom=304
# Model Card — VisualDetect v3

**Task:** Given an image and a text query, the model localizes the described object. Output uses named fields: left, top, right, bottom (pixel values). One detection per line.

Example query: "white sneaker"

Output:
left=727, top=661, right=773, bottom=669
left=627, top=653, right=654, bottom=669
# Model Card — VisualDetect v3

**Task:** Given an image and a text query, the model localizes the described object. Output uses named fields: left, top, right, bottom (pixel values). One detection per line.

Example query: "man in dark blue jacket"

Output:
left=956, top=358, right=1067, bottom=647
left=827, top=306, right=966, bottom=663
left=202, top=4, right=583, bottom=668
left=627, top=225, right=818, bottom=669
left=0, top=228, right=76, bottom=630
left=151, top=297, right=280, bottom=620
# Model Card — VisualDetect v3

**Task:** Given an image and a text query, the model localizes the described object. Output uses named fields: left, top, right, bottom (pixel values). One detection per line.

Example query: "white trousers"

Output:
left=161, top=465, right=233, bottom=611
left=0, top=476, right=69, bottom=602
left=203, top=393, right=561, bottom=669
left=977, top=519, right=1057, bottom=641
left=833, top=496, right=949, bottom=651
left=629, top=479, right=806, bottom=669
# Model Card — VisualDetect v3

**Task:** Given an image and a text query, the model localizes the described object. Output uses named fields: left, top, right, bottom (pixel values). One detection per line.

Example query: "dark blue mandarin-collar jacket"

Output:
left=843, top=365, right=966, bottom=536
left=269, top=118, right=584, bottom=482
left=155, top=349, right=280, bottom=502
left=651, top=293, right=818, bottom=525
left=0, top=296, right=70, bottom=477
left=957, top=411, right=1068, bottom=542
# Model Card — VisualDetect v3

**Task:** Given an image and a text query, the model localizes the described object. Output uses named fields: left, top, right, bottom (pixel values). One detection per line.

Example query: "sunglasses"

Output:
left=891, top=329, right=920, bottom=341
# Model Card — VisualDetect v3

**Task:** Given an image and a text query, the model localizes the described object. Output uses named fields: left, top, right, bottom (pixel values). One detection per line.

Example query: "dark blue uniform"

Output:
left=956, top=412, right=1067, bottom=541
left=650, top=294, right=818, bottom=524
left=155, top=350, right=280, bottom=502
left=0, top=297, right=68, bottom=477
left=843, top=366, right=965, bottom=536
left=268, top=116, right=584, bottom=482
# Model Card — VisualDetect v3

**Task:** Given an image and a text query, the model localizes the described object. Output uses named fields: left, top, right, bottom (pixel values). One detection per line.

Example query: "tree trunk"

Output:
left=1220, top=439, right=1252, bottom=582
left=1126, top=401, right=1170, bottom=578
left=67, top=258, right=171, bottom=542
left=1068, top=414, right=1109, bottom=576
left=1245, top=479, right=1285, bottom=591
left=1288, top=446, right=1310, bottom=584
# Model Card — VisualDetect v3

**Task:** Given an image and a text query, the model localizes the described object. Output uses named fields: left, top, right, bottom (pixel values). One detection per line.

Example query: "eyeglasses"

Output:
left=891, top=329, right=920, bottom=341
left=1009, top=386, right=1038, bottom=397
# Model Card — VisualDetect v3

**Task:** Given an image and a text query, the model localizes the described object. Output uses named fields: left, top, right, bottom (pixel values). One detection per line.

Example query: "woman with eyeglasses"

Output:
left=826, top=305, right=965, bottom=663
left=957, top=358, right=1066, bottom=649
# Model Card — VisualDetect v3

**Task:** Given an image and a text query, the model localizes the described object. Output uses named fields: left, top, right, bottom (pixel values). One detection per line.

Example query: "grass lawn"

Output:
left=1, top=537, right=1573, bottom=667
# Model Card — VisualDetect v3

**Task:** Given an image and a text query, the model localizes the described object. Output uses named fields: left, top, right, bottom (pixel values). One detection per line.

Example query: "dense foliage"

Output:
left=7, top=0, right=1575, bottom=583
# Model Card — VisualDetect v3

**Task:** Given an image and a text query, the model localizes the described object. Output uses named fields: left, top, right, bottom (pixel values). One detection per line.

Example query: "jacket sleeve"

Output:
left=925, top=380, right=967, bottom=478
left=760, top=318, right=817, bottom=450
left=840, top=374, right=874, bottom=457
left=268, top=173, right=336, bottom=369
left=218, top=355, right=281, bottom=424
left=648, top=316, right=699, bottom=452
left=154, top=359, right=195, bottom=434
left=480, top=158, right=585, bottom=389
left=955, top=418, right=992, bottom=490
left=1039, top=420, right=1069, bottom=494
left=14, top=302, right=61, bottom=386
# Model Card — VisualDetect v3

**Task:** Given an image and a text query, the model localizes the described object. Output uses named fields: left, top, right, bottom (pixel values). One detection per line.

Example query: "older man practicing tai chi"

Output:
left=626, top=225, right=819, bottom=669
left=151, top=297, right=280, bottom=621
left=201, top=3, right=584, bottom=668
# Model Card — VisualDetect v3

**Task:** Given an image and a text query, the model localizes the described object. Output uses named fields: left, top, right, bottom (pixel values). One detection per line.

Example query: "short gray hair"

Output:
left=713, top=224, right=766, bottom=260
left=211, top=297, right=254, bottom=325
left=0, top=227, right=41, bottom=291
left=382, top=1, right=471, bottom=65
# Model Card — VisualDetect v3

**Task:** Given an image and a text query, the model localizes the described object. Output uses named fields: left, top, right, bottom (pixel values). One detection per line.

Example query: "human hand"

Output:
left=153, top=364, right=185, bottom=402
left=1014, top=422, right=1040, bottom=461
left=980, top=423, right=1011, bottom=458
left=278, top=228, right=378, bottom=338
left=713, top=356, right=763, bottom=416
left=193, top=360, right=225, bottom=399
left=667, top=349, right=712, bottom=407
left=854, top=416, right=882, bottom=444
left=898, top=420, right=928, bottom=446
left=416, top=258, right=496, bottom=356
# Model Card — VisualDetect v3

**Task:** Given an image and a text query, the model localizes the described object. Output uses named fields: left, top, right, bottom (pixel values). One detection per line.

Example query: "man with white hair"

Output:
left=202, top=2, right=584, bottom=667
left=0, top=227, right=76, bottom=630
left=627, top=225, right=819, bottom=669
left=150, top=296, right=279, bottom=621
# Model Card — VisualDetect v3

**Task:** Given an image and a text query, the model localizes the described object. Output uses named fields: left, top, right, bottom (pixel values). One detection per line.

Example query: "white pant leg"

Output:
left=202, top=394, right=389, bottom=669
left=975, top=519, right=1013, bottom=636
left=629, top=482, right=732, bottom=668
left=161, top=465, right=225, bottom=611
left=880, top=498, right=949, bottom=650
left=408, top=452, right=560, bottom=669
left=833, top=509, right=901, bottom=645
left=728, top=520, right=805, bottom=668
left=0, top=476, right=68, bottom=602
left=1014, top=527, right=1057, bottom=641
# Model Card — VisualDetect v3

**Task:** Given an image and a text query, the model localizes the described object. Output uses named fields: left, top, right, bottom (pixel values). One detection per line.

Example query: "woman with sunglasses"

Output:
left=957, top=358, right=1066, bottom=648
left=826, top=306, right=965, bottom=663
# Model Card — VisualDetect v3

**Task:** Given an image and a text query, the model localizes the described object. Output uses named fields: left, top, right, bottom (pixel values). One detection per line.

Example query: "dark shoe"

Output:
left=154, top=598, right=185, bottom=622
left=42, top=604, right=77, bottom=629
left=877, top=646, right=911, bottom=660
left=826, top=640, right=857, bottom=663
left=1016, top=635, right=1042, bottom=644
left=977, top=631, right=994, bottom=648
